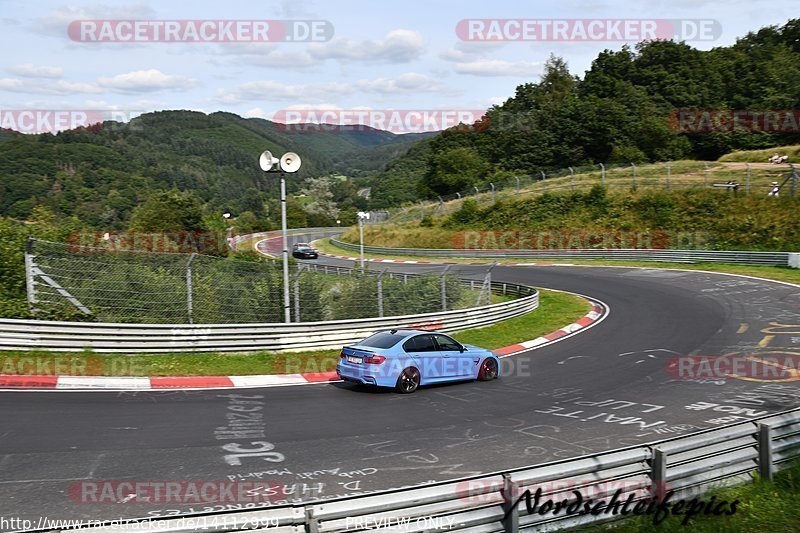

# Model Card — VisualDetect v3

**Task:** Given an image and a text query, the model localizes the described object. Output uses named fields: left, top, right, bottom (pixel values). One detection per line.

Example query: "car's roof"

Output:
left=379, top=328, right=440, bottom=337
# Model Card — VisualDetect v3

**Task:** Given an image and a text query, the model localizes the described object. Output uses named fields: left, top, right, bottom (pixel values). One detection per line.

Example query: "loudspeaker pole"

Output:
left=280, top=170, right=291, bottom=323
left=259, top=150, right=302, bottom=324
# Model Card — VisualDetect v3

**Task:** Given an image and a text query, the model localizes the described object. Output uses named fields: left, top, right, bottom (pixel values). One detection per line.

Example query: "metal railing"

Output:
left=0, top=280, right=538, bottom=353
left=42, top=407, right=800, bottom=532
left=330, top=238, right=794, bottom=266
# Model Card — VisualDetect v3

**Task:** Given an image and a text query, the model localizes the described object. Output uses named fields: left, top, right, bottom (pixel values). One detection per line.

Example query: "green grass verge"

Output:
left=718, top=144, right=800, bottom=163
left=0, top=290, right=588, bottom=377
left=315, top=238, right=800, bottom=285
left=591, top=463, right=800, bottom=532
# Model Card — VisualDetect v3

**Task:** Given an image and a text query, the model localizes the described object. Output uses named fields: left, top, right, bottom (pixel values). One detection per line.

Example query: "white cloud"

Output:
left=211, top=44, right=320, bottom=69
left=97, top=69, right=199, bottom=93
left=454, top=60, right=542, bottom=77
left=440, top=41, right=506, bottom=62
left=217, top=72, right=455, bottom=105
left=216, top=80, right=351, bottom=104
left=35, top=2, right=156, bottom=37
left=7, top=64, right=64, bottom=78
left=308, top=29, right=424, bottom=63
left=0, top=78, right=102, bottom=95
left=354, top=72, right=454, bottom=94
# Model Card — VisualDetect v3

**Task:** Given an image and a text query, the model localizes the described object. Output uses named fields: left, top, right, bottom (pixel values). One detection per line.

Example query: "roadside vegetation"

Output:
left=594, top=463, right=800, bottom=532
left=0, top=290, right=589, bottom=377
left=340, top=185, right=800, bottom=252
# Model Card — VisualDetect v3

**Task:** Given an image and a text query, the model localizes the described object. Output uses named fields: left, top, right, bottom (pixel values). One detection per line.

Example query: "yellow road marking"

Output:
left=762, top=322, right=800, bottom=335
left=758, top=335, right=775, bottom=347
left=737, top=323, right=749, bottom=334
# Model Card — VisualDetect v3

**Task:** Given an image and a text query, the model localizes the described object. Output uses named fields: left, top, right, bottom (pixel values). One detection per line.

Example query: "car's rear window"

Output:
left=359, top=331, right=405, bottom=348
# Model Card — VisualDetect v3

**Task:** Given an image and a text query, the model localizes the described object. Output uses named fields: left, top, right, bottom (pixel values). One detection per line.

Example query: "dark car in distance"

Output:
left=292, top=245, right=318, bottom=259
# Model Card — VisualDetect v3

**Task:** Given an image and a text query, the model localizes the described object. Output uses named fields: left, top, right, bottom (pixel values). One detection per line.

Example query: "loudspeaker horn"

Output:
left=258, top=150, right=279, bottom=171
left=279, top=152, right=302, bottom=173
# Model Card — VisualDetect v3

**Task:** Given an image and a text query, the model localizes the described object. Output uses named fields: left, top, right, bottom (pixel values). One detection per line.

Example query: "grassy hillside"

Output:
left=718, top=144, right=800, bottom=162
left=342, top=185, right=800, bottom=252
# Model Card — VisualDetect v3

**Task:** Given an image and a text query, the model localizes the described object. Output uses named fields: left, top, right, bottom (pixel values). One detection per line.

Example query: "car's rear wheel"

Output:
left=395, top=367, right=420, bottom=394
left=478, top=358, right=499, bottom=381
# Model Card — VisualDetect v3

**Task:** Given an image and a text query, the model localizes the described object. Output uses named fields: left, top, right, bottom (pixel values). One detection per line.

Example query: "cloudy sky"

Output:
left=0, top=0, right=794, bottom=126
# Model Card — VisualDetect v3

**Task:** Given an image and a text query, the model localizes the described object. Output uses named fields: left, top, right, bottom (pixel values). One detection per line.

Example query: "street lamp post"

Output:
left=259, top=150, right=302, bottom=323
left=357, top=211, right=370, bottom=270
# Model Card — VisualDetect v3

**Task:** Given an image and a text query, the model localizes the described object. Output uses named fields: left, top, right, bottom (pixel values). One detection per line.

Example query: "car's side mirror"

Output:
left=458, top=345, right=466, bottom=352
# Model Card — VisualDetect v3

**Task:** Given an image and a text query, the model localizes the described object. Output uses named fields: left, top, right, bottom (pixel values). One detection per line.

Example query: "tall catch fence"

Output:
left=391, top=161, right=800, bottom=223
left=24, top=239, right=496, bottom=324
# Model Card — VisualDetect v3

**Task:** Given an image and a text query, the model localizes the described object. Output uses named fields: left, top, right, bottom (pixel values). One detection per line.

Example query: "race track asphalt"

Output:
left=2, top=248, right=799, bottom=526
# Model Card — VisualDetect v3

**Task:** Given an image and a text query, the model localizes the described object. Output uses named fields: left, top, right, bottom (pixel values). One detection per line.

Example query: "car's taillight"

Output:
left=364, top=355, right=386, bottom=365
left=340, top=351, right=346, bottom=359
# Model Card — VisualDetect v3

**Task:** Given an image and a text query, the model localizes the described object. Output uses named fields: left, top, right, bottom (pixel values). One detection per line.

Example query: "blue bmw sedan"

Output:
left=336, top=329, right=500, bottom=393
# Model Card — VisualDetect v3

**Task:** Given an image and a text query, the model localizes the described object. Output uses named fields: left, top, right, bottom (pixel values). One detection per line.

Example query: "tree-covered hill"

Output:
left=0, top=110, right=423, bottom=228
left=365, top=19, right=800, bottom=204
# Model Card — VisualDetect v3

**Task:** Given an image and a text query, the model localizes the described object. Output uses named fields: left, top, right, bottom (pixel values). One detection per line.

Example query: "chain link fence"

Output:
left=390, top=161, right=800, bottom=223
left=24, top=239, right=497, bottom=324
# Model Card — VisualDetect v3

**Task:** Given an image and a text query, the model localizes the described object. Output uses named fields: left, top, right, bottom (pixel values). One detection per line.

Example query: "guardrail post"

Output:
left=515, top=176, right=520, bottom=193
left=501, top=473, right=519, bottom=533
left=490, top=182, right=496, bottom=203
left=599, top=163, right=605, bottom=187
left=666, top=161, right=671, bottom=190
left=293, top=265, right=302, bottom=322
left=25, top=237, right=38, bottom=312
left=569, top=166, right=574, bottom=191
left=651, top=447, right=667, bottom=500
left=746, top=163, right=750, bottom=194
left=757, top=422, right=774, bottom=482
left=540, top=170, right=546, bottom=181
left=305, top=506, right=319, bottom=533
left=377, top=269, right=385, bottom=317
left=441, top=265, right=450, bottom=311
left=186, top=253, right=197, bottom=324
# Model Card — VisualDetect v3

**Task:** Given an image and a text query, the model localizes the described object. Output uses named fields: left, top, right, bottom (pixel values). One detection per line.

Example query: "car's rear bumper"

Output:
left=336, top=361, right=397, bottom=388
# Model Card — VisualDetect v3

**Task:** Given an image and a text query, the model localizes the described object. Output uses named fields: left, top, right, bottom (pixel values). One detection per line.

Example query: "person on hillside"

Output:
left=770, top=154, right=780, bottom=164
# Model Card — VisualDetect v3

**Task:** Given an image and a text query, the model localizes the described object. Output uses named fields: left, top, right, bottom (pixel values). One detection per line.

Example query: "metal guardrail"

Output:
left=40, top=407, right=800, bottom=532
left=0, top=281, right=538, bottom=353
left=229, top=227, right=343, bottom=252
left=330, top=238, right=793, bottom=266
